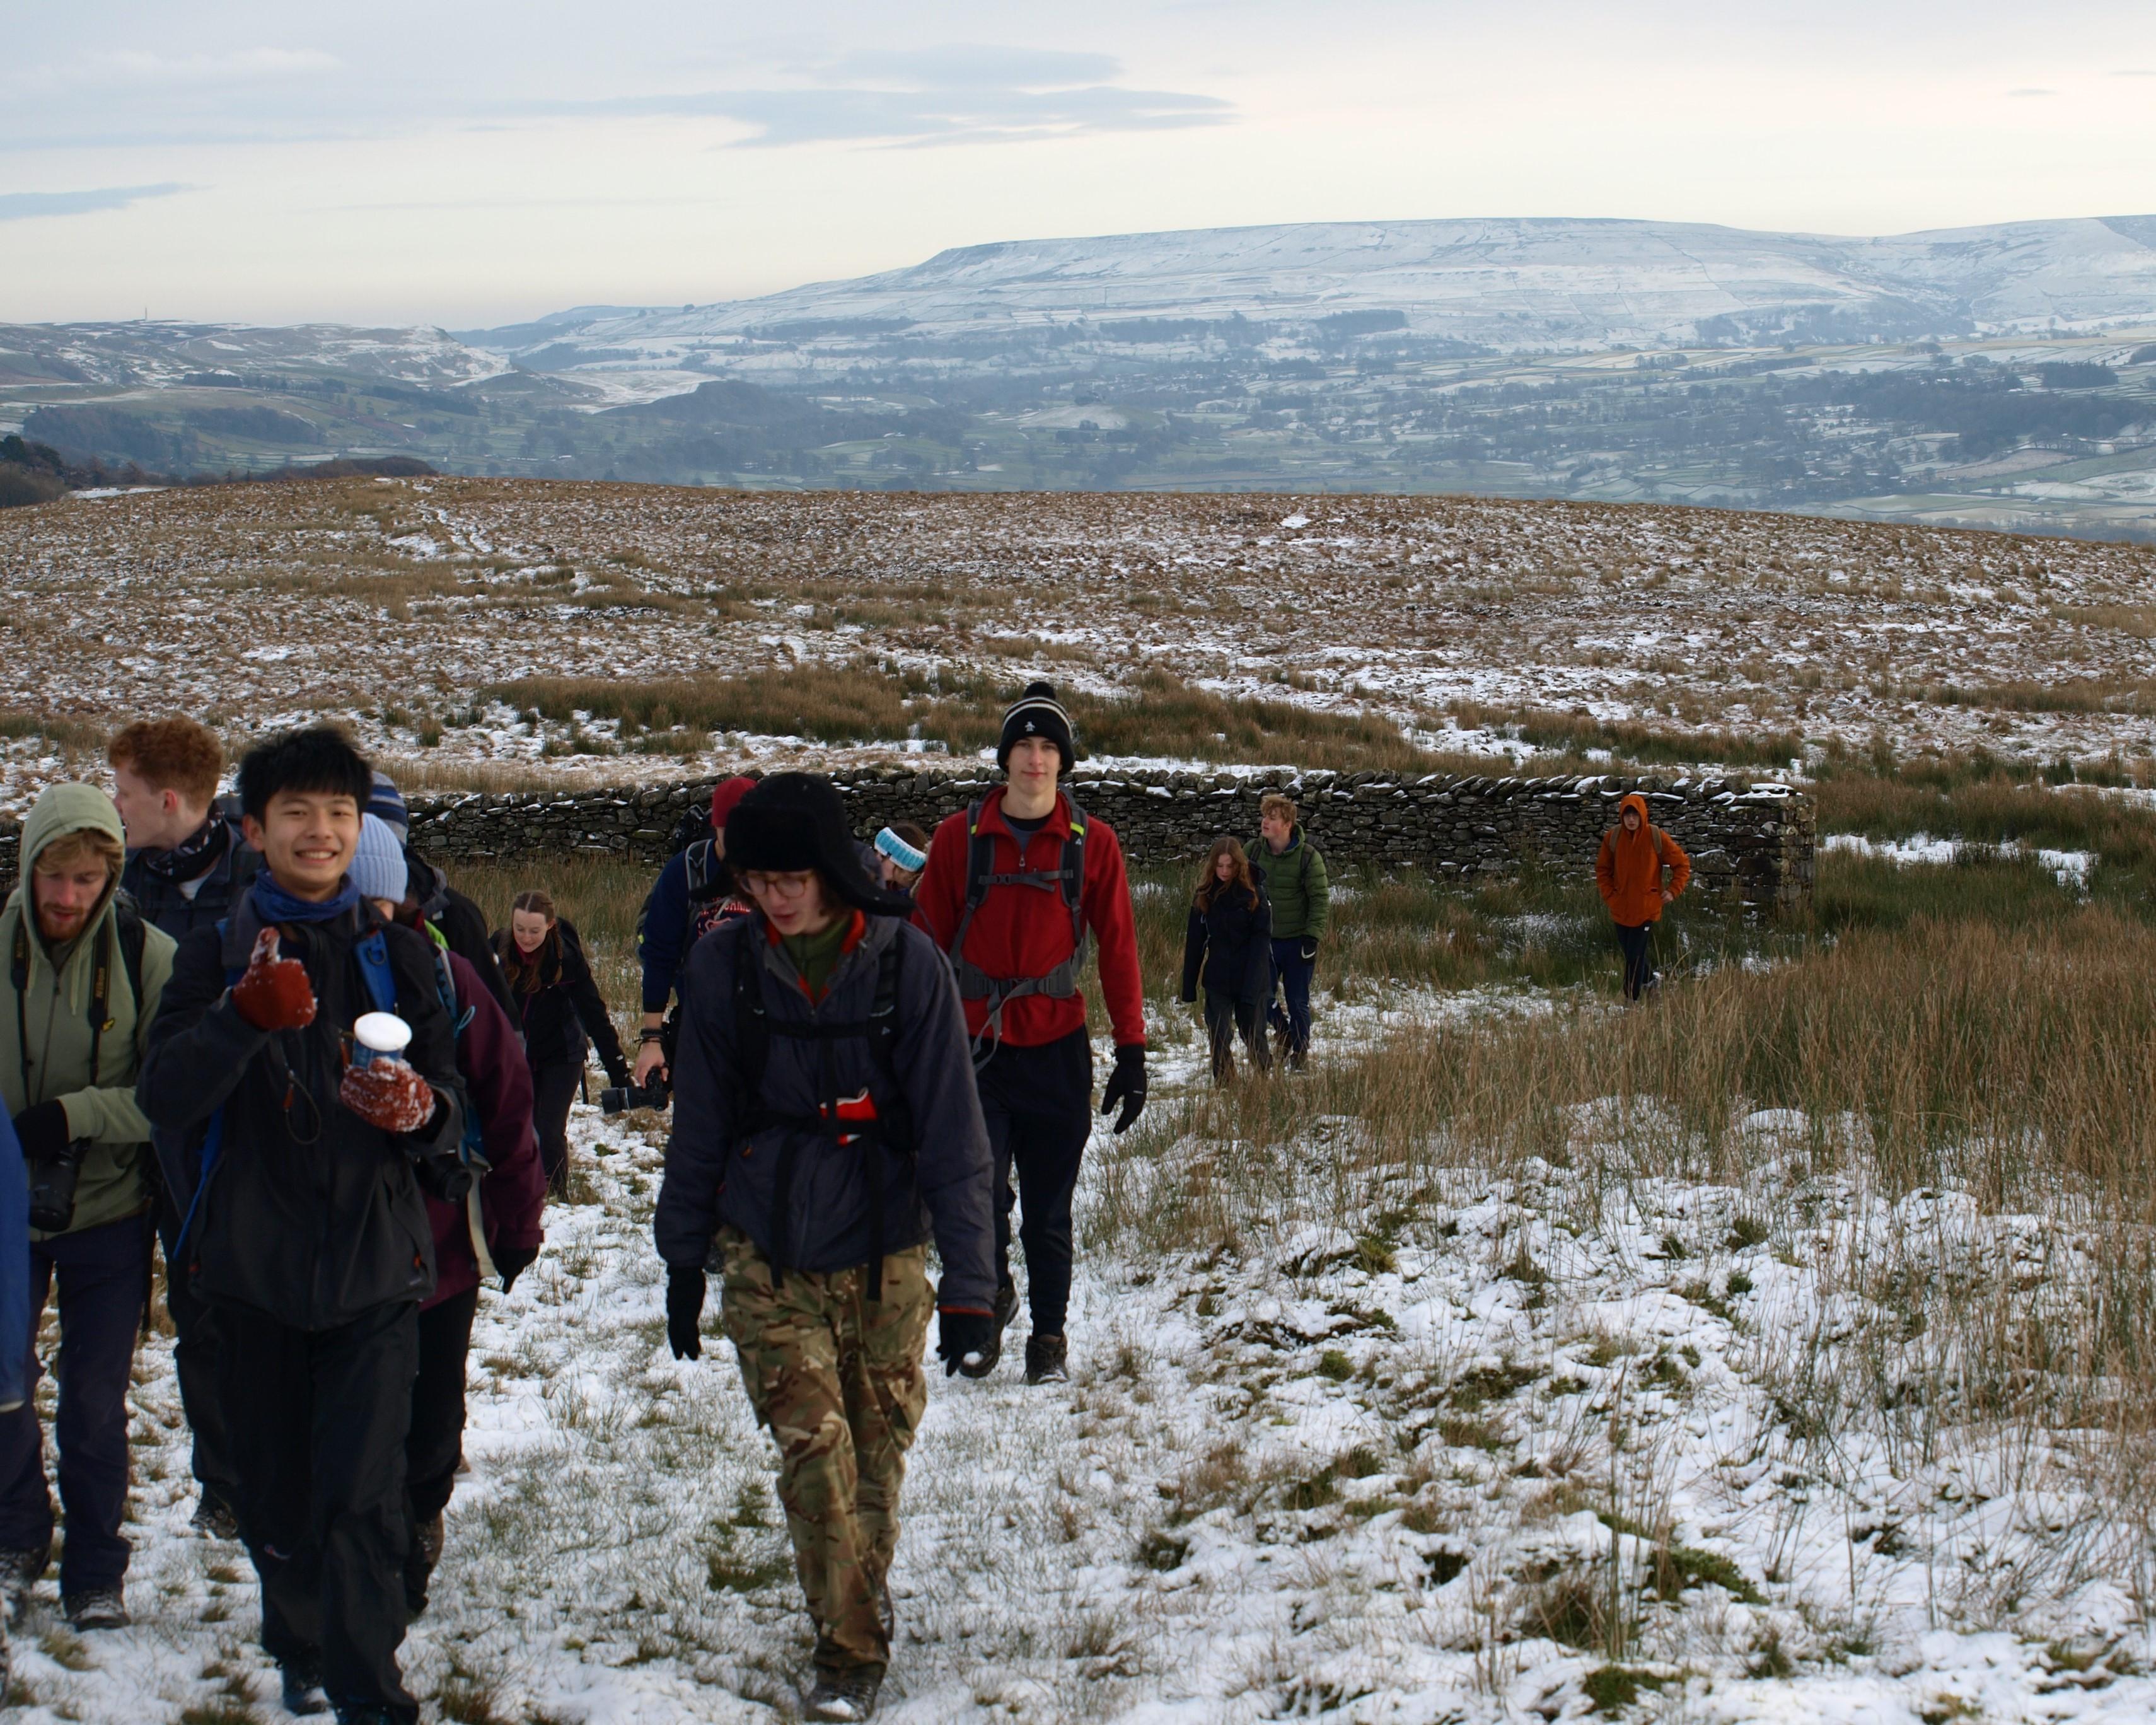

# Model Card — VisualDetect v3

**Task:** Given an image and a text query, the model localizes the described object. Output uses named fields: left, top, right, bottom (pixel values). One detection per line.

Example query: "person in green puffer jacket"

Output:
left=0, top=782, right=175, bottom=1634
left=1253, top=793, right=1330, bottom=1070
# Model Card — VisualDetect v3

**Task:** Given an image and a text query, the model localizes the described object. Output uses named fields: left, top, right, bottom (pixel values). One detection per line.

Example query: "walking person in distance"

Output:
left=1181, top=837, right=1274, bottom=1085
left=1596, top=792, right=1691, bottom=1003
left=492, top=889, right=632, bottom=1195
left=633, top=775, right=758, bottom=1098
left=654, top=772, right=997, bottom=1722
left=1255, top=793, right=1328, bottom=1070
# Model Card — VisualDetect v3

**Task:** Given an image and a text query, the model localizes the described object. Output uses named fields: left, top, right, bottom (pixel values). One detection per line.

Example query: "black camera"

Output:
left=25, top=1138, right=91, bottom=1233
left=600, top=1078, right=671, bottom=1115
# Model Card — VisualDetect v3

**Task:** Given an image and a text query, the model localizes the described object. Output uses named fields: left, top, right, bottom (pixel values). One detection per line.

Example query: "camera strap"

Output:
left=11, top=921, right=30, bottom=1098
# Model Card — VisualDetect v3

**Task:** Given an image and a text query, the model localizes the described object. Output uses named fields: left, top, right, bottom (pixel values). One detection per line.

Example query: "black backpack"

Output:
left=727, top=919, right=913, bottom=1298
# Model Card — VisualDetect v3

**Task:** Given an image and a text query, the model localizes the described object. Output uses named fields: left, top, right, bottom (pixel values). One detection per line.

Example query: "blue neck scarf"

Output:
left=250, top=873, right=362, bottom=927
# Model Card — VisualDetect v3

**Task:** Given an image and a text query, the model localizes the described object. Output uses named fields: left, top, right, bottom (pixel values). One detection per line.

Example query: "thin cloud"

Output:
left=0, top=182, right=190, bottom=221
left=2007, top=86, right=2056, bottom=96
left=507, top=41, right=1233, bottom=148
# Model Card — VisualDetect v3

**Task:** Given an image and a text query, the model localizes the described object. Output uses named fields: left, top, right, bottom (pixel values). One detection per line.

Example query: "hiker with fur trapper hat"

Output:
left=914, top=681, right=1147, bottom=1388
left=0, top=784, right=176, bottom=1634
left=1596, top=792, right=1691, bottom=1002
left=634, top=775, right=758, bottom=1098
left=655, top=772, right=995, bottom=1724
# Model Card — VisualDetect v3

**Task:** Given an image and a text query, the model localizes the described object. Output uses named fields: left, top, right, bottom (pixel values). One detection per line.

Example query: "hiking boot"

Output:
left=1024, top=1333, right=1069, bottom=1386
left=0, top=1546, right=47, bottom=1618
left=281, top=1661, right=331, bottom=1716
left=64, top=1586, right=128, bottom=1630
left=804, top=1664, right=883, bottom=1722
left=405, top=1513, right=444, bottom=1617
left=190, top=1486, right=241, bottom=1542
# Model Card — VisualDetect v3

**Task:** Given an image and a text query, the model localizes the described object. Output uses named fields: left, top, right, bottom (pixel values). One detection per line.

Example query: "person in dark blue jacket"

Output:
left=0, top=1110, right=27, bottom=1418
left=1181, top=837, right=1275, bottom=1084
left=631, top=776, right=756, bottom=1095
left=654, top=772, right=995, bottom=1724
left=0, top=1108, right=18, bottom=1695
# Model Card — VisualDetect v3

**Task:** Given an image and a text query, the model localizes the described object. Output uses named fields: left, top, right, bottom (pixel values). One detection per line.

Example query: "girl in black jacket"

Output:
left=1181, top=837, right=1273, bottom=1084
left=492, top=891, right=630, bottom=1196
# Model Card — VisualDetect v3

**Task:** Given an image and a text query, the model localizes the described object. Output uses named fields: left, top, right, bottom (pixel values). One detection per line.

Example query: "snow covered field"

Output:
left=6, top=477, right=2156, bottom=813
left=8, top=994, right=2152, bottom=1724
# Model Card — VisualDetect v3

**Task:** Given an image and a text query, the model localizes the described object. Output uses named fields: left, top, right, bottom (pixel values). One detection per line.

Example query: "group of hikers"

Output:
left=0, top=678, right=1691, bottom=1722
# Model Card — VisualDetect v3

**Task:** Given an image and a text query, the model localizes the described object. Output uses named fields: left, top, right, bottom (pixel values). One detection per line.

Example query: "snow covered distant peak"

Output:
left=464, top=213, right=2156, bottom=369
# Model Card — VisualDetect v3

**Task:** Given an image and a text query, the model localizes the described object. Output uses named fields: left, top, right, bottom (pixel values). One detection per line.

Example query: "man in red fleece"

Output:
left=914, top=682, right=1147, bottom=1386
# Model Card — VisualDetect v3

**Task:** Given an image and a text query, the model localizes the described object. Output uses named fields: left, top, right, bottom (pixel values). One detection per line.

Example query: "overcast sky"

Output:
left=6, top=0, right=2155, bottom=328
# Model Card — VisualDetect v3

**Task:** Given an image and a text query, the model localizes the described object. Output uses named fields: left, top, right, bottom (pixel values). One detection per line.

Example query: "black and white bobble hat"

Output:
left=997, top=680, right=1075, bottom=772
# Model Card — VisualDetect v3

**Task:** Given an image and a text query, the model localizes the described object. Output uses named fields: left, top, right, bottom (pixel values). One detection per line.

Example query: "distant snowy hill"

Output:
left=461, top=214, right=2156, bottom=371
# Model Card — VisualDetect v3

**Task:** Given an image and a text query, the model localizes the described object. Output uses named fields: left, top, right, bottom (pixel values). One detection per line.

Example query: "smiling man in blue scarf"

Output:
left=139, top=726, right=467, bottom=1725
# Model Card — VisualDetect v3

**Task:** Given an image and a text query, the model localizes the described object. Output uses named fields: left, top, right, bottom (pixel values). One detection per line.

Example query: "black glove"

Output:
left=1300, top=938, right=1319, bottom=963
left=666, top=1265, right=706, bottom=1361
left=1099, top=1043, right=1147, bottom=1135
left=605, top=1062, right=632, bottom=1091
left=937, top=1309, right=997, bottom=1379
left=492, top=1245, right=539, bottom=1295
left=12, top=1101, right=71, bottom=1163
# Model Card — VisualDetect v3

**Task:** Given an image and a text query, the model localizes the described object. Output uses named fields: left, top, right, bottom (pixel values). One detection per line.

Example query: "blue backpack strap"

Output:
left=356, top=927, right=398, bottom=1016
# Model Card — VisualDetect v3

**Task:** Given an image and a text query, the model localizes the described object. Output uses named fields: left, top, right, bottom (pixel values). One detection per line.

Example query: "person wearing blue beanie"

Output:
left=349, top=815, right=409, bottom=909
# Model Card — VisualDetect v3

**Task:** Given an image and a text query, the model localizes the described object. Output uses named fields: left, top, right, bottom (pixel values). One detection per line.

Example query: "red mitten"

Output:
left=340, top=1057, right=436, bottom=1135
left=231, top=929, right=318, bottom=1031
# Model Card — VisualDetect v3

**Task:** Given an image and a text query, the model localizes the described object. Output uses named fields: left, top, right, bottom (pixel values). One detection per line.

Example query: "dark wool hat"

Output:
left=997, top=680, right=1075, bottom=772
left=724, top=772, right=919, bottom=917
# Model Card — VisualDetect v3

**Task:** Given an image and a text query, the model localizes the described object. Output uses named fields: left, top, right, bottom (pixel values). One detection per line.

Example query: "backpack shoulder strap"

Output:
left=730, top=917, right=770, bottom=1105
left=115, top=902, right=147, bottom=1013
left=1060, top=794, right=1087, bottom=945
left=355, top=927, right=399, bottom=1016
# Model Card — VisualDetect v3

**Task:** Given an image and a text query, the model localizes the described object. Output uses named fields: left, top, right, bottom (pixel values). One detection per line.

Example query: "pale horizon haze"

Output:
left=6, top=0, right=2156, bottom=329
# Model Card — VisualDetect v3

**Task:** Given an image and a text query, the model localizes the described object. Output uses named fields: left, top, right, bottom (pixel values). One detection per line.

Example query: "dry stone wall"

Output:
left=398, top=767, right=1814, bottom=913
left=0, top=769, right=1812, bottom=909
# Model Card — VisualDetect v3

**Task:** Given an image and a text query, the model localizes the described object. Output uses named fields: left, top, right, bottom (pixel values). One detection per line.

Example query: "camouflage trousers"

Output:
left=716, top=1225, right=931, bottom=1673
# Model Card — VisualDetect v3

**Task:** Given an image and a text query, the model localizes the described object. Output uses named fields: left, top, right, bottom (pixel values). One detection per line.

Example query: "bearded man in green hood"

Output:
left=0, top=782, right=175, bottom=1632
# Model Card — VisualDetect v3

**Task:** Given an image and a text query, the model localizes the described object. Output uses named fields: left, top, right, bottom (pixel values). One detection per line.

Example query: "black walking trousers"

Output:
left=159, top=1190, right=240, bottom=1514
left=1614, top=921, right=1656, bottom=1001
left=975, top=1027, right=1094, bottom=1339
left=217, top=1298, right=420, bottom=1719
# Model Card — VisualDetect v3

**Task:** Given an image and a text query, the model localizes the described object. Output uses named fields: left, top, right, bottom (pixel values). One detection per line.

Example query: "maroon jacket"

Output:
left=425, top=950, right=545, bottom=1310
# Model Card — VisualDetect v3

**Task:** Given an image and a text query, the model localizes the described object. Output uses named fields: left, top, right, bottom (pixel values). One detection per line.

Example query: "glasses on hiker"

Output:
left=739, top=870, right=818, bottom=899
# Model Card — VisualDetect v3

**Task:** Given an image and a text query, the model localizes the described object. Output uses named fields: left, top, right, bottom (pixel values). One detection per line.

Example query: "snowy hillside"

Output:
left=464, top=215, right=2156, bottom=366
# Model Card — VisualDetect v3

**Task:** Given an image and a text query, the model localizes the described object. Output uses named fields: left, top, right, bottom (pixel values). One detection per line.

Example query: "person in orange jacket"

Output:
left=1596, top=793, right=1691, bottom=1002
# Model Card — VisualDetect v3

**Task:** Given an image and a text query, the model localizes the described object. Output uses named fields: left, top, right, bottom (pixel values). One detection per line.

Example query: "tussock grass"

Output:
left=1449, top=702, right=1808, bottom=773
left=1156, top=909, right=2156, bottom=1219
left=484, top=664, right=1468, bottom=772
